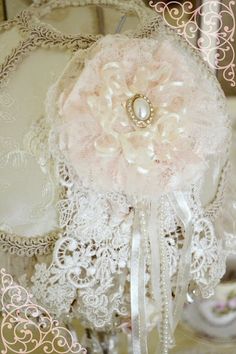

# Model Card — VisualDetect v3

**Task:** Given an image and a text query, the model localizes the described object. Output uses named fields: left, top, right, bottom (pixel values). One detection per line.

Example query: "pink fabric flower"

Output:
left=57, top=35, right=229, bottom=198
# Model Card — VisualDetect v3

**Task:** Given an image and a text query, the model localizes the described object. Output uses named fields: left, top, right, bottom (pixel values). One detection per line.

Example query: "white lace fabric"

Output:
left=0, top=1, right=235, bottom=353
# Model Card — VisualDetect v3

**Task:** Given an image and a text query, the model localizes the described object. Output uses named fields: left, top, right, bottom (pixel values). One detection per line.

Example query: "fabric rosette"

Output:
left=56, top=34, right=228, bottom=199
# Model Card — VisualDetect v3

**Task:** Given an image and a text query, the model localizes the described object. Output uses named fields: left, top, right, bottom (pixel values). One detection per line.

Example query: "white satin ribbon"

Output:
left=148, top=201, right=161, bottom=312
left=148, top=201, right=163, bottom=354
left=131, top=204, right=148, bottom=354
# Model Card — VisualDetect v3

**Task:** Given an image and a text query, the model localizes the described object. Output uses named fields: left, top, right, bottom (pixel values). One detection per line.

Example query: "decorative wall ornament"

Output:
left=149, top=0, right=236, bottom=87
left=0, top=268, right=86, bottom=354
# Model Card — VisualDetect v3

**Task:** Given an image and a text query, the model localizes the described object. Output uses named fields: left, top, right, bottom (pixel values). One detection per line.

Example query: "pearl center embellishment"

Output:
left=126, top=94, right=154, bottom=128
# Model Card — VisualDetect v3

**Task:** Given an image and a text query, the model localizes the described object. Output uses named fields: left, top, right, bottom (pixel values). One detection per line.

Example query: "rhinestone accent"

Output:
left=126, top=94, right=155, bottom=128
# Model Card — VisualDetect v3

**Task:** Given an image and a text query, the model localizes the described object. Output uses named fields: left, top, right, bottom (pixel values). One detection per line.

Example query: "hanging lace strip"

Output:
left=168, top=191, right=193, bottom=331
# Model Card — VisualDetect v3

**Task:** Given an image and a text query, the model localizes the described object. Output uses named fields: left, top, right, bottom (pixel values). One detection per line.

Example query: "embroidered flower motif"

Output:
left=57, top=35, right=228, bottom=197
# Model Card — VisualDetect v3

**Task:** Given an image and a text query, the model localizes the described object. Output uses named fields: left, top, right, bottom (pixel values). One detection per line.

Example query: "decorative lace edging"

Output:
left=205, top=160, right=230, bottom=221
left=0, top=229, right=60, bottom=256
left=0, top=1, right=150, bottom=87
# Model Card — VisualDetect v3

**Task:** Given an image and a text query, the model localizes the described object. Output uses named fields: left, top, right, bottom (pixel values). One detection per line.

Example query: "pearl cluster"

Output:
left=139, top=204, right=151, bottom=273
left=126, top=94, right=155, bottom=128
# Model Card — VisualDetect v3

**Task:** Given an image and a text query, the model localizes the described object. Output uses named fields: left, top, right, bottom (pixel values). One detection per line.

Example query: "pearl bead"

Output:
left=133, top=97, right=150, bottom=121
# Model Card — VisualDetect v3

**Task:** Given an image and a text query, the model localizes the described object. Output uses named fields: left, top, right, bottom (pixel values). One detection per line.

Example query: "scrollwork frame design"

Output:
left=0, top=268, right=86, bottom=354
left=149, top=0, right=236, bottom=87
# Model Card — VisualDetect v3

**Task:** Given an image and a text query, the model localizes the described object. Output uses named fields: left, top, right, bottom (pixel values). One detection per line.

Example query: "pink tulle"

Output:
left=57, top=35, right=229, bottom=198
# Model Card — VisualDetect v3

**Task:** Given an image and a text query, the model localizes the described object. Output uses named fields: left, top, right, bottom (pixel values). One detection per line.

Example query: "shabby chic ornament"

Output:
left=32, top=30, right=231, bottom=354
left=0, top=1, right=231, bottom=354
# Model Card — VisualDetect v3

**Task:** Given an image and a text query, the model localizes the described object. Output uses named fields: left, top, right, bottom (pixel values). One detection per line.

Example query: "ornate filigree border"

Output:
left=149, top=0, right=236, bottom=87
left=0, top=268, right=86, bottom=353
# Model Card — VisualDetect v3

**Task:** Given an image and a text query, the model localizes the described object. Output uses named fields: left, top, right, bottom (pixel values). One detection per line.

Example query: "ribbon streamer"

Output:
left=168, top=191, right=193, bottom=330
left=131, top=203, right=148, bottom=354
